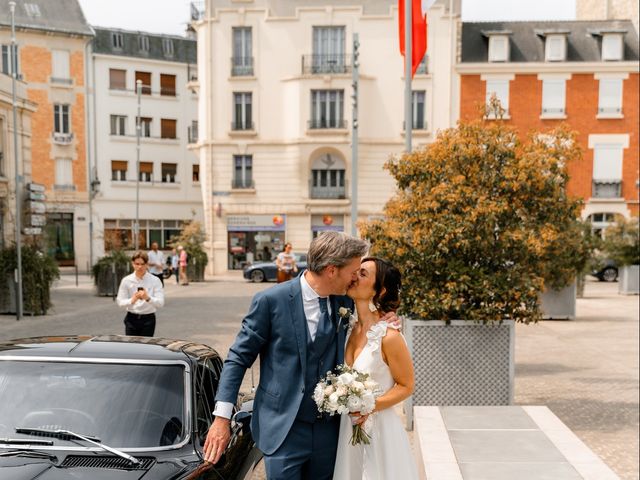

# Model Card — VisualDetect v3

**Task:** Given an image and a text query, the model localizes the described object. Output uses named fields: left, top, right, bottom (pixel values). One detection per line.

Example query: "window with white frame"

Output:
left=111, top=160, right=127, bottom=181
left=311, top=154, right=346, bottom=199
left=233, top=92, right=253, bottom=130
left=598, top=78, right=623, bottom=114
left=138, top=35, right=150, bottom=53
left=55, top=158, right=74, bottom=188
left=233, top=155, right=253, bottom=188
left=545, top=35, right=566, bottom=62
left=111, top=32, right=124, bottom=50
left=54, top=104, right=70, bottom=133
left=310, top=90, right=344, bottom=129
left=110, top=115, right=127, bottom=136
left=162, top=38, right=174, bottom=57
left=411, top=90, right=426, bottom=129
left=541, top=79, right=566, bottom=115
left=485, top=79, right=509, bottom=114
left=312, top=26, right=346, bottom=73
left=602, top=34, right=623, bottom=61
left=0, top=118, right=5, bottom=176
left=51, top=49, right=70, bottom=84
left=232, top=27, right=253, bottom=76
left=592, top=144, right=623, bottom=198
left=488, top=35, right=509, bottom=62
left=1, top=44, right=20, bottom=77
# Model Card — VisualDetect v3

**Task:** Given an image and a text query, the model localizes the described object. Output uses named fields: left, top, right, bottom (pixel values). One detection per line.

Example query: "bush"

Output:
left=169, top=221, right=208, bottom=279
left=602, top=217, right=640, bottom=267
left=92, top=250, right=131, bottom=296
left=360, top=111, right=585, bottom=324
left=0, top=243, right=59, bottom=315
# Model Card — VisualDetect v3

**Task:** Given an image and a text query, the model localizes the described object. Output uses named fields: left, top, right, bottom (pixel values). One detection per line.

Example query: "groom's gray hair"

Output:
left=307, top=231, right=369, bottom=274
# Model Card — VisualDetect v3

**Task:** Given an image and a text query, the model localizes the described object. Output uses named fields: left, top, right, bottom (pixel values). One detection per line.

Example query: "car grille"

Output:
left=61, top=455, right=155, bottom=470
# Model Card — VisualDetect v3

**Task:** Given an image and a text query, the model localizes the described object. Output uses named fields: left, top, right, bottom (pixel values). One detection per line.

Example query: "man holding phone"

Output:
left=116, top=251, right=165, bottom=336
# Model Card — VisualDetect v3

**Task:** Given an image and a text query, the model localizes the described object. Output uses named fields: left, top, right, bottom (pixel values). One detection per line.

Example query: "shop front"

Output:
left=227, top=214, right=286, bottom=270
left=311, top=214, right=344, bottom=238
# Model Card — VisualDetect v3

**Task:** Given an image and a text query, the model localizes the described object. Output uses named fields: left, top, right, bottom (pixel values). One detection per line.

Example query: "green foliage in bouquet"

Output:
left=361, top=106, right=587, bottom=324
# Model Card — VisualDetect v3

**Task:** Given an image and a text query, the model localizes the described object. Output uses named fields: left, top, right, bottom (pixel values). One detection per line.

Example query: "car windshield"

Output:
left=0, top=361, right=186, bottom=449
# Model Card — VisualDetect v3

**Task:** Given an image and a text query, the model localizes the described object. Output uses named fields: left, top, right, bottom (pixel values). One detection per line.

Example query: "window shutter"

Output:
left=542, top=79, right=565, bottom=113
left=161, top=119, right=177, bottom=139
left=160, top=74, right=176, bottom=96
left=135, top=71, right=152, bottom=94
left=598, top=78, right=622, bottom=112
left=486, top=80, right=509, bottom=111
left=52, top=50, right=70, bottom=80
left=593, top=145, right=623, bottom=181
left=109, top=69, right=126, bottom=90
left=545, top=36, right=566, bottom=61
left=602, top=34, right=623, bottom=61
left=139, top=162, right=153, bottom=174
left=55, top=158, right=73, bottom=185
left=111, top=160, right=127, bottom=171
left=488, top=36, right=508, bottom=62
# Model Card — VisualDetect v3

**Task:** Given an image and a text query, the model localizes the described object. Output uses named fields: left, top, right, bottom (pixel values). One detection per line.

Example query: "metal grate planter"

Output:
left=404, top=319, right=514, bottom=429
left=540, top=282, right=576, bottom=320
left=94, top=264, right=130, bottom=296
left=186, top=260, right=206, bottom=282
left=619, top=265, right=639, bottom=295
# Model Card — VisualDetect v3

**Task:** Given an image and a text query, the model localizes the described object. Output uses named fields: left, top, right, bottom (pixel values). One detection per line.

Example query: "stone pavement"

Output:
left=0, top=275, right=637, bottom=479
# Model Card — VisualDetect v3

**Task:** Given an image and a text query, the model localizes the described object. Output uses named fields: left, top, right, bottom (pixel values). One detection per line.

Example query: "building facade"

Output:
left=576, top=0, right=639, bottom=34
left=458, top=21, right=640, bottom=227
left=0, top=0, right=93, bottom=268
left=90, top=28, right=202, bottom=260
left=192, top=0, right=459, bottom=273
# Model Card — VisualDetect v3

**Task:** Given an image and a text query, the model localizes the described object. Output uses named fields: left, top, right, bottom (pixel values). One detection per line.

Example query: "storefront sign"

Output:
left=227, top=215, right=286, bottom=232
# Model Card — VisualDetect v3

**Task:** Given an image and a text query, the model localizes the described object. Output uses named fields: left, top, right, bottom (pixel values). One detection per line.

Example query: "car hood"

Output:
left=0, top=457, right=197, bottom=480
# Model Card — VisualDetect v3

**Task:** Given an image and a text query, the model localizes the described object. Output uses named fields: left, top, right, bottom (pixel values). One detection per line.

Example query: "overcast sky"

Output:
left=77, top=0, right=577, bottom=37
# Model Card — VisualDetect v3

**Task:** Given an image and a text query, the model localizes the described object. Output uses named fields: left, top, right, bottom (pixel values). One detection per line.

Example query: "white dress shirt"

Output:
left=147, top=249, right=165, bottom=275
left=213, top=272, right=331, bottom=419
left=116, top=272, right=165, bottom=314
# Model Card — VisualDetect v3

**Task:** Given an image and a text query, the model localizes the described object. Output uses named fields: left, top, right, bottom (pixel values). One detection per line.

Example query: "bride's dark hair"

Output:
left=362, top=257, right=402, bottom=314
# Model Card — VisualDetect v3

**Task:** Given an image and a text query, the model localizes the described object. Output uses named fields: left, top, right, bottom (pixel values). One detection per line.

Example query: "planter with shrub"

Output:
left=92, top=250, right=131, bottom=296
left=170, top=221, right=208, bottom=282
left=602, top=217, right=640, bottom=295
left=361, top=103, right=586, bottom=422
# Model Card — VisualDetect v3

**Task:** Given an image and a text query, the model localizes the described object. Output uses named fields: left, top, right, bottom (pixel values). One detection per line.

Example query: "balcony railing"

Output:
left=232, top=179, right=255, bottom=189
left=187, top=63, right=198, bottom=82
left=592, top=180, right=622, bottom=198
left=415, top=55, right=429, bottom=75
left=402, top=120, right=428, bottom=130
left=52, top=132, right=74, bottom=145
left=302, top=54, right=352, bottom=75
left=51, top=77, right=72, bottom=85
left=309, top=179, right=348, bottom=200
left=188, top=124, right=199, bottom=143
left=231, top=57, right=254, bottom=76
left=308, top=119, right=347, bottom=130
left=231, top=121, right=255, bottom=131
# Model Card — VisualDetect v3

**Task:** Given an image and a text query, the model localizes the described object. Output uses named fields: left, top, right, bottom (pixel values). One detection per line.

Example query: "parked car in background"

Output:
left=591, top=259, right=618, bottom=282
left=243, top=253, right=308, bottom=282
left=0, top=335, right=262, bottom=479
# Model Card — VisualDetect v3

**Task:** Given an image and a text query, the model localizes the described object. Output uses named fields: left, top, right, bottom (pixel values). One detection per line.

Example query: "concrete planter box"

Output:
left=619, top=265, right=640, bottom=295
left=0, top=276, right=17, bottom=314
left=404, top=319, right=515, bottom=429
left=540, top=282, right=576, bottom=320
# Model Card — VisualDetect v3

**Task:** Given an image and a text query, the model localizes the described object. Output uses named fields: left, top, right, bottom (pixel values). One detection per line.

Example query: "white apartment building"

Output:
left=90, top=28, right=202, bottom=259
left=191, top=0, right=460, bottom=274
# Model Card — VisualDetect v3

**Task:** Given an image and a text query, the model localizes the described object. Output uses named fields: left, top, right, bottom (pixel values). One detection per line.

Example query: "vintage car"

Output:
left=242, top=253, right=308, bottom=283
left=0, top=335, right=263, bottom=479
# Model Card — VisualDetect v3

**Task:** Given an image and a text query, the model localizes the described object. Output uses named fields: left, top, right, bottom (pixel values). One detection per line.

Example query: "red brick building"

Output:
left=458, top=20, right=639, bottom=226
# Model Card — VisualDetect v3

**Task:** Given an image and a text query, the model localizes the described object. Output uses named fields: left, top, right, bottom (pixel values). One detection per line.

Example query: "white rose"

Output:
left=338, top=307, right=349, bottom=318
left=336, top=385, right=348, bottom=397
left=329, top=392, right=339, bottom=404
left=351, top=381, right=364, bottom=393
left=337, top=372, right=355, bottom=386
left=313, top=384, right=325, bottom=406
left=323, top=385, right=335, bottom=396
left=360, top=392, right=376, bottom=414
left=347, top=395, right=363, bottom=412
left=364, top=379, right=378, bottom=391
left=337, top=405, right=349, bottom=415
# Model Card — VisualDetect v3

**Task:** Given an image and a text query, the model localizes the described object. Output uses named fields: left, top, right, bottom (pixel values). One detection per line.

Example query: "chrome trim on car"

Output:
left=0, top=356, right=193, bottom=452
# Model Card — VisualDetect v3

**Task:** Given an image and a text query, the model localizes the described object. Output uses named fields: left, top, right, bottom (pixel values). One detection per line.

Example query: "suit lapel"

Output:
left=331, top=296, right=346, bottom=365
left=288, top=280, right=307, bottom=374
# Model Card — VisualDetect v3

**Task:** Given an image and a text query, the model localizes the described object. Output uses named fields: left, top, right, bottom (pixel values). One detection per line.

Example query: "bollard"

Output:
left=75, top=264, right=79, bottom=287
left=112, top=262, right=116, bottom=301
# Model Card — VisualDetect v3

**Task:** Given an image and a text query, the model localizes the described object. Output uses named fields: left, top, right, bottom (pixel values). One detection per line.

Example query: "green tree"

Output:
left=361, top=109, right=586, bottom=324
left=602, top=217, right=640, bottom=267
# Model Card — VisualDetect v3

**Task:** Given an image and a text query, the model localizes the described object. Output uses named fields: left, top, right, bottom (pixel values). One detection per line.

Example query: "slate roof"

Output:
left=92, top=27, right=196, bottom=65
left=461, top=20, right=639, bottom=63
left=0, top=0, right=93, bottom=37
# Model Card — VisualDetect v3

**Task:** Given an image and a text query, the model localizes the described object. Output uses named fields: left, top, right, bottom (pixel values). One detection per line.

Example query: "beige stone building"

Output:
left=191, top=0, right=460, bottom=274
left=576, top=0, right=639, bottom=33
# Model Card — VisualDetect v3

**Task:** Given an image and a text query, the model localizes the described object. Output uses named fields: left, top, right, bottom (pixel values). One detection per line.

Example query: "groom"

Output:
left=204, top=231, right=369, bottom=479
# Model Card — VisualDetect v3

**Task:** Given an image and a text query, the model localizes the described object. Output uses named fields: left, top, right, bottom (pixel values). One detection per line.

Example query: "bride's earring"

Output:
left=368, top=300, right=377, bottom=313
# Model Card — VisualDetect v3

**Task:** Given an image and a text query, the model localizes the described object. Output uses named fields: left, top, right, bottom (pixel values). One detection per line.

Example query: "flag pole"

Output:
left=404, top=0, right=412, bottom=153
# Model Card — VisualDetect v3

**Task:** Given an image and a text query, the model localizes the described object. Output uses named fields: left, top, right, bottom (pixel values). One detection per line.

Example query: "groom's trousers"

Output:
left=263, top=417, right=340, bottom=480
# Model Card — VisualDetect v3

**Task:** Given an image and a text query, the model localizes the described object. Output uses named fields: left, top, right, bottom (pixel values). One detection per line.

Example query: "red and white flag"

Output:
left=398, top=0, right=432, bottom=78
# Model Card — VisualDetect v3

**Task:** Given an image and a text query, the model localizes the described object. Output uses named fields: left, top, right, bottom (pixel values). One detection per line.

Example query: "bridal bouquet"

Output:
left=314, top=364, right=379, bottom=445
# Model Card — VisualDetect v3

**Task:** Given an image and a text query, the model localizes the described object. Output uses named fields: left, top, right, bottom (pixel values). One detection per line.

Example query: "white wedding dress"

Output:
left=333, top=321, right=419, bottom=480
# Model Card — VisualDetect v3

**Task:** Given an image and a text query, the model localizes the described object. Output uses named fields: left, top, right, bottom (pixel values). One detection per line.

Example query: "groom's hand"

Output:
left=203, top=416, right=231, bottom=464
left=380, top=311, right=402, bottom=330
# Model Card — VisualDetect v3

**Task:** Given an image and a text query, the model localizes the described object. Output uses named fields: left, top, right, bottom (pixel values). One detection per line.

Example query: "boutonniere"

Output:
left=337, top=307, right=356, bottom=330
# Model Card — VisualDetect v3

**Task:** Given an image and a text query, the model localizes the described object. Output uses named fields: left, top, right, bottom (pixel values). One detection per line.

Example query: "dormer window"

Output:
left=111, top=32, right=124, bottom=50
left=488, top=35, right=509, bottom=62
left=545, top=35, right=566, bottom=62
left=602, top=33, right=623, bottom=61
left=162, top=38, right=174, bottom=57
left=138, top=35, right=150, bottom=53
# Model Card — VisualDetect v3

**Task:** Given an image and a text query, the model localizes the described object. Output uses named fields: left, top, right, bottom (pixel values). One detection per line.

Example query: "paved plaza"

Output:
left=0, top=273, right=638, bottom=479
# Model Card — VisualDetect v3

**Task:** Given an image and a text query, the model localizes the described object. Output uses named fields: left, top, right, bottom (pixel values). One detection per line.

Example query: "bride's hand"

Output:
left=379, top=311, right=401, bottom=330
left=350, top=412, right=370, bottom=426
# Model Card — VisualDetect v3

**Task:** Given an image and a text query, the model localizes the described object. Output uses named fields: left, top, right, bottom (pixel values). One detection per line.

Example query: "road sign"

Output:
left=28, top=214, right=46, bottom=227
left=26, top=182, right=45, bottom=193
left=23, top=227, right=42, bottom=235
left=28, top=191, right=46, bottom=201
left=26, top=201, right=45, bottom=214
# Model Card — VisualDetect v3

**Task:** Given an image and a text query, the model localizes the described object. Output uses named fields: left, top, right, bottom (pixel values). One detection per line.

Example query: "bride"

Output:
left=333, top=257, right=419, bottom=479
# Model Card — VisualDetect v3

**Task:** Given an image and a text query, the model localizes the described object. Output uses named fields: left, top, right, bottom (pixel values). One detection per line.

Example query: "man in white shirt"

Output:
left=147, top=241, right=166, bottom=286
left=116, top=251, right=165, bottom=336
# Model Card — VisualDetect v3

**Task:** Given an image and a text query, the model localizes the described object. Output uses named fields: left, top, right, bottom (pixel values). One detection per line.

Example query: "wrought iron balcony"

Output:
left=188, top=124, right=198, bottom=143
left=51, top=77, right=72, bottom=85
left=302, top=54, right=352, bottom=75
left=187, top=63, right=198, bottom=82
left=415, top=55, right=429, bottom=75
left=231, top=121, right=255, bottom=131
left=402, top=120, right=428, bottom=130
left=308, top=119, right=347, bottom=130
left=309, top=179, right=348, bottom=199
left=231, top=57, right=254, bottom=76
left=592, top=180, right=622, bottom=198
left=232, top=179, right=255, bottom=189
left=52, top=132, right=74, bottom=145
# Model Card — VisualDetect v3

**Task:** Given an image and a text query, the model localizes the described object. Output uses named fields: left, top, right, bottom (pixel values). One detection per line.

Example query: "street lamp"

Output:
left=134, top=79, right=141, bottom=250
left=9, top=1, right=23, bottom=321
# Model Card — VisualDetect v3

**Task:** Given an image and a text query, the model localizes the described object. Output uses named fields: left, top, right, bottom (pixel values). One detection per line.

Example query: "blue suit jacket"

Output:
left=215, top=278, right=353, bottom=455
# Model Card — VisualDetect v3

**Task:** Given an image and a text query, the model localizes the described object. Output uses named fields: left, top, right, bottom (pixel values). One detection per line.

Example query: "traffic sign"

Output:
left=26, top=182, right=45, bottom=193
left=28, top=191, right=46, bottom=201
left=26, top=201, right=45, bottom=214
left=23, top=227, right=42, bottom=235
left=28, top=214, right=46, bottom=227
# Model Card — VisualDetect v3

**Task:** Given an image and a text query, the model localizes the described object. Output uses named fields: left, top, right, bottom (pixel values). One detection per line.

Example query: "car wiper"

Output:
left=15, top=428, right=140, bottom=465
left=0, top=438, right=53, bottom=446
left=0, top=449, right=57, bottom=460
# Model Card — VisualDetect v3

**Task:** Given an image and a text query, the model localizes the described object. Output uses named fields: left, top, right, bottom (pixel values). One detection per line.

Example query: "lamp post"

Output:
left=134, top=79, right=141, bottom=250
left=9, top=1, right=23, bottom=321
